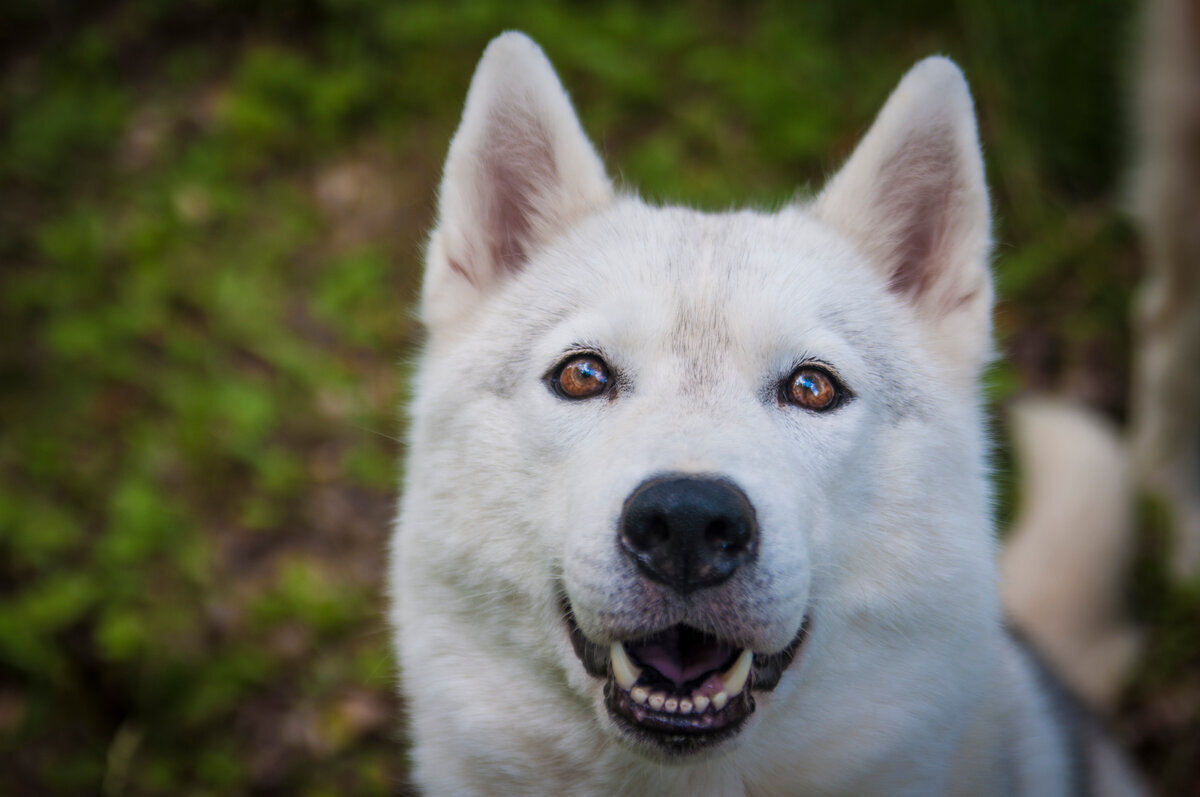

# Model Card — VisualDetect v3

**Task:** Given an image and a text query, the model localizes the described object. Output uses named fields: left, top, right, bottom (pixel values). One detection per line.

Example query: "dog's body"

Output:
left=391, top=33, right=1141, bottom=795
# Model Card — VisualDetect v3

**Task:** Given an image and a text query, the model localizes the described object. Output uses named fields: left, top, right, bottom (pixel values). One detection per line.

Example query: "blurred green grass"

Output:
left=0, top=0, right=1195, bottom=794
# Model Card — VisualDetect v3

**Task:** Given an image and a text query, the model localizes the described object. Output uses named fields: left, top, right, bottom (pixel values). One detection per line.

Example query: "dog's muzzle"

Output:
left=565, top=474, right=810, bottom=757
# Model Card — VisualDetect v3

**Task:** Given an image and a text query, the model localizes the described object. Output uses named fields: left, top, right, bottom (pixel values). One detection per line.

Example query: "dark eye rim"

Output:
left=779, top=363, right=852, bottom=412
left=547, top=352, right=614, bottom=401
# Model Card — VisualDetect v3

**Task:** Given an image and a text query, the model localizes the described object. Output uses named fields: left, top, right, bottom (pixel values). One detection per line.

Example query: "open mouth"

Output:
left=565, top=607, right=811, bottom=755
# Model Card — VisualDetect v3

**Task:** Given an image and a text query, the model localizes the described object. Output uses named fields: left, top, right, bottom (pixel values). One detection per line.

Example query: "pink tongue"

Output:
left=632, top=638, right=733, bottom=685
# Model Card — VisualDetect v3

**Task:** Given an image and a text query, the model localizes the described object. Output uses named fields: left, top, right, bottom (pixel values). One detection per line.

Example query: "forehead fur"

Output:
left=456, top=197, right=933, bottom=420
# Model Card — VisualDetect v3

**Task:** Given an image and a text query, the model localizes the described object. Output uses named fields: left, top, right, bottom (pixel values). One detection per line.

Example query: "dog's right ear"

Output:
left=422, top=32, right=614, bottom=330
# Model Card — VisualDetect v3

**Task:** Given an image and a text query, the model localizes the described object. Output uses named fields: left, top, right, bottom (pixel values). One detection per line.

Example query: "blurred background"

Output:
left=1, top=0, right=1197, bottom=794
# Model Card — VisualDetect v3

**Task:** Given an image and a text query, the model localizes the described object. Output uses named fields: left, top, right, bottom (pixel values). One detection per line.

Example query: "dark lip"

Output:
left=563, top=602, right=812, bottom=755
left=604, top=676, right=755, bottom=755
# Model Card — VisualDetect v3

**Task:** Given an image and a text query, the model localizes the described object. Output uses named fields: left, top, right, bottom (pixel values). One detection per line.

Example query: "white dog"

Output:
left=391, top=32, right=1141, bottom=795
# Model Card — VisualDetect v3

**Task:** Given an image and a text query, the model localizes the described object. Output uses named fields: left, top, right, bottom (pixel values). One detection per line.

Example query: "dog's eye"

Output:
left=782, top=366, right=845, bottom=412
left=551, top=354, right=611, bottom=400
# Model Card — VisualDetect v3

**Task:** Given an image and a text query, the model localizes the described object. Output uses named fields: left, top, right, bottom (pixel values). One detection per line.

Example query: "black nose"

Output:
left=618, top=476, right=758, bottom=594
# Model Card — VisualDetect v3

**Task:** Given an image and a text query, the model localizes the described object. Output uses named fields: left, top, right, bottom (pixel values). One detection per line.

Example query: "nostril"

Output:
left=647, top=515, right=670, bottom=547
left=704, top=519, right=740, bottom=551
left=624, top=512, right=670, bottom=553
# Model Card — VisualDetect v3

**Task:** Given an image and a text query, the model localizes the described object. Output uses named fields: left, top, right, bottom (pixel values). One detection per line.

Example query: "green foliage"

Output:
left=3, top=0, right=1190, bottom=794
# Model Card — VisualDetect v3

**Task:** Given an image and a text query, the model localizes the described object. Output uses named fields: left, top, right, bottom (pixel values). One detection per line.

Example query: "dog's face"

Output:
left=512, top=207, right=927, bottom=755
left=398, top=33, right=1000, bottom=768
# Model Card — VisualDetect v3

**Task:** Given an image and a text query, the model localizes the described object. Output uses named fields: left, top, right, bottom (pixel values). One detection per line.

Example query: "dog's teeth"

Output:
left=610, top=642, right=642, bottom=690
left=631, top=686, right=649, bottom=705
left=648, top=691, right=666, bottom=710
left=711, top=691, right=728, bottom=711
left=678, top=697, right=693, bottom=714
left=664, top=696, right=678, bottom=713
left=721, top=649, right=754, bottom=697
left=692, top=694, right=710, bottom=713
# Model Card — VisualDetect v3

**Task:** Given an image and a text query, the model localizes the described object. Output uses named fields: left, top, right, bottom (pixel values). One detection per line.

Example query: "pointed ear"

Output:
left=423, top=32, right=614, bottom=330
left=815, top=57, right=993, bottom=380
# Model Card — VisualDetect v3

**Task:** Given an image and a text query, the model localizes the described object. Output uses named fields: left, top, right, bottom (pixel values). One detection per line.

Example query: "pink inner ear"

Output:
left=877, top=126, right=961, bottom=302
left=482, top=106, right=558, bottom=275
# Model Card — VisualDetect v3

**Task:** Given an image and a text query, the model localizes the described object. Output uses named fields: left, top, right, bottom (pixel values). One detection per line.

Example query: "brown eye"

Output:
left=552, top=355, right=611, bottom=400
left=783, top=366, right=844, bottom=412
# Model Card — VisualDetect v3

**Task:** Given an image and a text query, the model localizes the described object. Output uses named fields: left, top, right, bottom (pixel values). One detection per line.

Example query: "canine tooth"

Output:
left=711, top=691, right=728, bottom=711
left=663, top=696, right=678, bottom=713
left=648, top=692, right=666, bottom=710
left=610, top=642, right=642, bottom=690
left=692, top=694, right=710, bottom=713
left=721, top=649, right=754, bottom=697
left=679, top=697, right=693, bottom=713
left=631, top=686, right=649, bottom=705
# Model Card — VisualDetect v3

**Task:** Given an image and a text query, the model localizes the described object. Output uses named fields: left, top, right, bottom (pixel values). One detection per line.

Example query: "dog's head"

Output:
left=400, top=32, right=999, bottom=764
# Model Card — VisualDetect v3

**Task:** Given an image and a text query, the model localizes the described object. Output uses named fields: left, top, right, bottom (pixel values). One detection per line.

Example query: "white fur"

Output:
left=392, top=32, right=1138, bottom=795
left=1002, top=398, right=1142, bottom=710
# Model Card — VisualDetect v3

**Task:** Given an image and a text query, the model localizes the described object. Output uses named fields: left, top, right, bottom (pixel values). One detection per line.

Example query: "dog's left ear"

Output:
left=815, top=57, right=992, bottom=382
